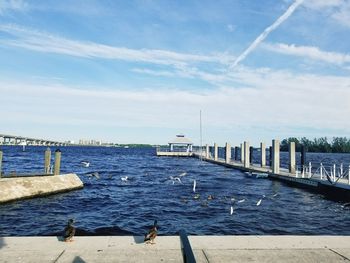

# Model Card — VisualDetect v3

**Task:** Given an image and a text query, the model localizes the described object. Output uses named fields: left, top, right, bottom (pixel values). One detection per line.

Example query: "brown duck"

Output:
left=144, top=220, right=157, bottom=244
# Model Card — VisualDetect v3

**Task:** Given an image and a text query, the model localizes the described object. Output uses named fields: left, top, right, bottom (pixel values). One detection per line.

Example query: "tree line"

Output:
left=280, top=137, right=350, bottom=153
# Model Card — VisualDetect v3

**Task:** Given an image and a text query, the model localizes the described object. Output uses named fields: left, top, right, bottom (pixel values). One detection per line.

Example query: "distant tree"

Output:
left=280, top=136, right=350, bottom=153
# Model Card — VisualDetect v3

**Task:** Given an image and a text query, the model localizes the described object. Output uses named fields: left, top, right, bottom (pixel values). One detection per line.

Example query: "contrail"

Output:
left=230, top=0, right=304, bottom=69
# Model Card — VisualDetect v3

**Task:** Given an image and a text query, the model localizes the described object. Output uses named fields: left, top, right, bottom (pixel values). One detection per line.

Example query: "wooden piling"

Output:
left=54, top=149, right=61, bottom=175
left=260, top=142, right=266, bottom=167
left=272, top=140, right=280, bottom=174
left=214, top=143, right=218, bottom=161
left=225, top=143, right=231, bottom=164
left=289, top=142, right=296, bottom=174
left=0, top=150, right=3, bottom=178
left=44, top=148, right=51, bottom=174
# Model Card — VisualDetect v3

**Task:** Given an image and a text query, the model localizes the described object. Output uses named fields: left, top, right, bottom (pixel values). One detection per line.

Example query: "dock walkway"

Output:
left=192, top=153, right=350, bottom=199
left=1, top=236, right=350, bottom=262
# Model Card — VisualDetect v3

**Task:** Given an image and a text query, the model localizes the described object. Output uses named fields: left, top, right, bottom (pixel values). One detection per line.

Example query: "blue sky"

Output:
left=0, top=0, right=350, bottom=146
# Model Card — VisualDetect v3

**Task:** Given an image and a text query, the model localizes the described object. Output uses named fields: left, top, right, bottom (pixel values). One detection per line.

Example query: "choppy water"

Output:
left=0, top=146, right=350, bottom=236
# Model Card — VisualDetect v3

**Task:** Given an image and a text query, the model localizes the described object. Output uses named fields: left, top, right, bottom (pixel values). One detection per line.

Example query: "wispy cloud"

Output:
left=230, top=0, right=304, bottom=69
left=0, top=24, right=234, bottom=66
left=263, top=42, right=350, bottom=65
left=0, top=0, right=28, bottom=15
left=331, top=1, right=350, bottom=28
left=1, top=66, right=350, bottom=143
left=302, top=0, right=343, bottom=10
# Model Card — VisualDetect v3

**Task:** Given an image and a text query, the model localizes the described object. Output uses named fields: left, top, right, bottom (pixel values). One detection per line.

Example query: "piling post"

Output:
left=301, top=146, right=306, bottom=169
left=205, top=144, right=209, bottom=159
left=54, top=149, right=61, bottom=175
left=272, top=139, right=280, bottom=174
left=0, top=149, right=3, bottom=178
left=308, top=162, right=312, bottom=178
left=44, top=147, right=51, bottom=174
left=320, top=163, right=323, bottom=180
left=269, top=146, right=273, bottom=167
left=244, top=141, right=250, bottom=168
left=240, top=143, right=245, bottom=164
left=249, top=146, right=253, bottom=164
left=225, top=143, right=231, bottom=164
left=234, top=147, right=239, bottom=161
left=289, top=142, right=296, bottom=174
left=348, top=165, right=350, bottom=185
left=333, top=164, right=336, bottom=182
left=214, top=143, right=218, bottom=161
left=260, top=142, right=266, bottom=167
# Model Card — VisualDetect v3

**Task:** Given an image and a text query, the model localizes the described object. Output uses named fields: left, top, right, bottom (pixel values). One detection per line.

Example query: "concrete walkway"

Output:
left=1, top=236, right=350, bottom=262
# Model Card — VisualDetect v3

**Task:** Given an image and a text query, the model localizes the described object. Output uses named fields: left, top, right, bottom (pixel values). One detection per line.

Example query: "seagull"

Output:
left=81, top=161, right=90, bottom=168
left=256, top=199, right=262, bottom=206
left=179, top=172, right=187, bottom=177
left=230, top=206, right=234, bottom=215
left=144, top=220, right=157, bottom=244
left=237, top=199, right=245, bottom=203
left=63, top=219, right=75, bottom=242
left=193, top=180, right=196, bottom=193
left=121, top=176, right=128, bottom=181
left=272, top=193, right=278, bottom=197
left=169, top=176, right=182, bottom=184
left=91, top=172, right=100, bottom=179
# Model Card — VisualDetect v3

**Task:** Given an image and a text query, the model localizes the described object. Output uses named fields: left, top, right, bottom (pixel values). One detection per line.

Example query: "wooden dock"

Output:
left=192, top=152, right=350, bottom=200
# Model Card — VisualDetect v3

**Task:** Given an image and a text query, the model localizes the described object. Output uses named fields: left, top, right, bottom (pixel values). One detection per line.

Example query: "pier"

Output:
left=157, top=139, right=350, bottom=199
left=0, top=148, right=83, bottom=203
left=1, top=235, right=350, bottom=262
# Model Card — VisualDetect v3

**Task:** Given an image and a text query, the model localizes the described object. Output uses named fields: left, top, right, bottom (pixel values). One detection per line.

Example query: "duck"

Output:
left=144, top=220, right=157, bottom=244
left=63, top=218, right=75, bottom=242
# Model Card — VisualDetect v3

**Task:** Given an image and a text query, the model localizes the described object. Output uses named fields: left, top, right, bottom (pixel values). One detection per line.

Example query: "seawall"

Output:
left=0, top=173, right=83, bottom=204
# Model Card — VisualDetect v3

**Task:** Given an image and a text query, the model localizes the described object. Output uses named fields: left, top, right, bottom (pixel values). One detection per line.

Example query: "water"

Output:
left=0, top=146, right=350, bottom=236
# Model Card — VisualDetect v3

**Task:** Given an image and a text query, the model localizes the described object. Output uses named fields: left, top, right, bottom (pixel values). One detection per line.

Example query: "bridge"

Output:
left=0, top=134, right=71, bottom=146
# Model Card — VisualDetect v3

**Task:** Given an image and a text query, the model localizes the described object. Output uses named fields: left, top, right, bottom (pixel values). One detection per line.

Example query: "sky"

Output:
left=0, top=0, right=350, bottom=146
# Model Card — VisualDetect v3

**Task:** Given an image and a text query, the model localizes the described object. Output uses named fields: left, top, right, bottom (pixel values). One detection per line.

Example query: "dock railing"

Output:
left=179, top=230, right=196, bottom=263
left=296, top=162, right=350, bottom=185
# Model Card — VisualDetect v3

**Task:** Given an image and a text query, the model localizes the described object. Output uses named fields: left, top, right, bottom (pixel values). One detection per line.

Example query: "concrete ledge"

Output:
left=1, top=236, right=350, bottom=262
left=0, top=173, right=83, bottom=204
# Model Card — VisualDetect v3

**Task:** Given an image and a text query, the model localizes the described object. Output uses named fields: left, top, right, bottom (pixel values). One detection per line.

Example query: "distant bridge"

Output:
left=0, top=134, right=72, bottom=147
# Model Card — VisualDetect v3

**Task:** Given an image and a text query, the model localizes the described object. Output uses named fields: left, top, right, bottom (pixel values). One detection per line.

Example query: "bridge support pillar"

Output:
left=272, top=139, right=280, bottom=174
left=0, top=150, right=2, bottom=177
left=205, top=144, right=209, bottom=158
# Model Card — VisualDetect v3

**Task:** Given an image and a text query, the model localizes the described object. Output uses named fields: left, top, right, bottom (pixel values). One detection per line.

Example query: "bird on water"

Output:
left=144, top=220, right=158, bottom=244
left=63, top=219, right=76, bottom=242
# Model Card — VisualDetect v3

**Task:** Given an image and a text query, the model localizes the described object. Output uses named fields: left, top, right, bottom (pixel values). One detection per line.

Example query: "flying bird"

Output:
left=144, top=220, right=157, bottom=244
left=81, top=161, right=90, bottom=168
left=237, top=199, right=245, bottom=203
left=121, top=176, right=128, bottom=181
left=256, top=199, right=262, bottom=206
left=230, top=206, right=234, bottom=215
left=169, top=176, right=182, bottom=184
left=179, top=172, right=187, bottom=177
left=63, top=219, right=75, bottom=242
left=193, top=180, right=196, bottom=193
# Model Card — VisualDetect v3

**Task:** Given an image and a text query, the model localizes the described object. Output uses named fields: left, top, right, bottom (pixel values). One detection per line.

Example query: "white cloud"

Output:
left=0, top=0, right=28, bottom=15
left=0, top=24, right=235, bottom=66
left=263, top=43, right=350, bottom=65
left=1, top=66, right=350, bottom=144
left=331, top=2, right=350, bottom=27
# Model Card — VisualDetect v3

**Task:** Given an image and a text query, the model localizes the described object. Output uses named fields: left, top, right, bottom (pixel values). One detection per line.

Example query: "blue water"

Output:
left=0, top=146, right=350, bottom=236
